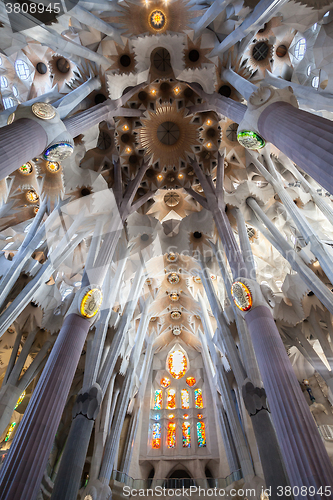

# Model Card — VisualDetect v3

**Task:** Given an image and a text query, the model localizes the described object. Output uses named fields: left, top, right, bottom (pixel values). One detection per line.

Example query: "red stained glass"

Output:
left=160, top=377, right=171, bottom=388
left=186, top=376, right=196, bottom=387
left=167, top=422, right=176, bottom=448
left=195, top=389, right=203, bottom=409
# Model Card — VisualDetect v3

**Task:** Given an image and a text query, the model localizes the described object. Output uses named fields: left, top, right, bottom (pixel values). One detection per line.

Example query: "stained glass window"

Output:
left=167, top=388, right=176, bottom=409
left=154, top=390, right=162, bottom=410
left=183, top=413, right=189, bottom=419
left=167, top=422, right=176, bottom=448
left=168, top=350, right=187, bottom=379
left=168, top=413, right=175, bottom=419
left=153, top=414, right=161, bottom=421
left=186, top=376, right=196, bottom=387
left=182, top=422, right=191, bottom=448
left=14, top=391, right=25, bottom=410
left=197, top=421, right=206, bottom=447
left=181, top=389, right=190, bottom=409
left=197, top=413, right=203, bottom=419
left=195, top=389, right=203, bottom=409
left=152, top=422, right=161, bottom=449
left=5, top=422, right=16, bottom=442
left=160, top=377, right=171, bottom=388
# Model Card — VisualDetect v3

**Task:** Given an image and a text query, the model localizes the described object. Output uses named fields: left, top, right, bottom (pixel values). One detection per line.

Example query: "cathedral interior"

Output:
left=1, top=0, right=333, bottom=499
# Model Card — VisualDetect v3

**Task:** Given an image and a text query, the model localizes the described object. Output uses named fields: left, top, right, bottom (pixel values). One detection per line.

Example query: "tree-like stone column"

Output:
left=242, top=296, right=333, bottom=497
left=0, top=313, right=91, bottom=500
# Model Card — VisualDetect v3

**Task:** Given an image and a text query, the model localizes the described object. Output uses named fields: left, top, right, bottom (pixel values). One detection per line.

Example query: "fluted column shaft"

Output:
left=0, top=313, right=90, bottom=500
left=258, top=102, right=333, bottom=195
left=245, top=306, right=333, bottom=498
left=0, top=119, right=48, bottom=179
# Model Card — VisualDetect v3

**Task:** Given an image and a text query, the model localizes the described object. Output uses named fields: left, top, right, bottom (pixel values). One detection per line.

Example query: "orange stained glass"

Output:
left=181, top=389, right=190, bottom=409
left=167, top=388, right=176, bottom=409
left=186, top=376, right=196, bottom=387
left=152, top=422, right=161, bottom=449
left=195, top=389, right=203, bottom=409
left=182, top=422, right=191, bottom=448
left=168, top=414, right=175, bottom=419
left=154, top=389, right=163, bottom=410
left=168, top=350, right=187, bottom=379
left=197, top=413, right=203, bottom=419
left=183, top=414, right=189, bottom=419
left=160, top=377, right=171, bottom=388
left=167, top=421, right=176, bottom=448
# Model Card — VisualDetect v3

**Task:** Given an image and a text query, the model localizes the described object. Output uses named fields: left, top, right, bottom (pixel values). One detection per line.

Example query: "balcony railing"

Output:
left=110, top=469, right=243, bottom=490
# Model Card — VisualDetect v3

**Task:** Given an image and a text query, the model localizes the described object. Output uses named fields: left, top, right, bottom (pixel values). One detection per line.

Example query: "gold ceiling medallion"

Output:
left=172, top=326, right=181, bottom=335
left=170, top=310, right=182, bottom=319
left=164, top=191, right=180, bottom=207
left=19, top=162, right=33, bottom=175
left=231, top=281, right=253, bottom=312
left=166, top=252, right=178, bottom=262
left=80, top=288, right=103, bottom=318
left=139, top=103, right=199, bottom=170
left=149, top=10, right=167, bottom=31
left=46, top=161, right=61, bottom=173
left=168, top=272, right=180, bottom=284
left=32, top=102, right=56, bottom=120
left=26, top=190, right=39, bottom=203
left=169, top=292, right=180, bottom=301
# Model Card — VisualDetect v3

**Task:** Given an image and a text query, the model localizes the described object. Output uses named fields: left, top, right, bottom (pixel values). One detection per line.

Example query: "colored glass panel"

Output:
left=168, top=350, right=187, bottom=379
left=14, top=390, right=25, bottom=410
left=195, top=389, right=203, bottom=409
left=182, top=422, right=191, bottom=448
left=167, top=422, right=176, bottom=448
left=152, top=422, right=161, bottom=449
left=160, top=377, right=171, bottom=388
left=197, top=421, right=206, bottom=447
left=153, top=414, right=161, bottom=421
left=5, top=422, right=16, bottom=442
left=167, top=388, right=176, bottom=409
left=181, top=389, right=190, bottom=409
left=183, top=414, right=189, bottom=419
left=197, top=413, right=203, bottom=419
left=154, top=390, right=162, bottom=410
left=186, top=376, right=196, bottom=387
left=168, top=414, right=175, bottom=419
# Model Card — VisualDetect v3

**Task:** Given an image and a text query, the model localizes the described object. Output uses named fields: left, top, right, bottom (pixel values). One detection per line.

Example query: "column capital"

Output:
left=8, top=102, right=74, bottom=162
left=237, top=86, right=298, bottom=150
left=231, top=278, right=275, bottom=316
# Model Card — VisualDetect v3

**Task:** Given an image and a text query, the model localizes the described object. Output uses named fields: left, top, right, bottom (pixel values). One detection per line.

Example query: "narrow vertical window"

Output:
left=197, top=421, right=206, bottom=447
left=152, top=422, right=161, bottom=449
left=167, top=388, right=176, bottom=409
left=154, top=389, right=162, bottom=410
left=167, top=422, right=176, bottom=448
left=181, top=389, right=190, bottom=409
left=195, top=388, right=203, bottom=408
left=182, top=422, right=191, bottom=448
